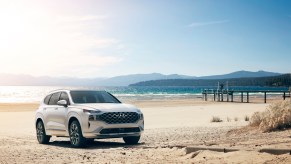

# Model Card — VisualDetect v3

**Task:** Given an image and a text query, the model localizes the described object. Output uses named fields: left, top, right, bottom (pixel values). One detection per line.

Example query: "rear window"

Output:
left=70, top=91, right=120, bottom=104
left=48, top=92, right=61, bottom=105
left=44, top=94, right=52, bottom=105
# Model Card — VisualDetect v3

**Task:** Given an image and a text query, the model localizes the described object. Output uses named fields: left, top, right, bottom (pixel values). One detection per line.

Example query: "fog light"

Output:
left=89, top=115, right=94, bottom=121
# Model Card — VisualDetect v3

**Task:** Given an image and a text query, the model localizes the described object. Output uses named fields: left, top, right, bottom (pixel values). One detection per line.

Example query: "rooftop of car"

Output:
left=48, top=89, right=107, bottom=94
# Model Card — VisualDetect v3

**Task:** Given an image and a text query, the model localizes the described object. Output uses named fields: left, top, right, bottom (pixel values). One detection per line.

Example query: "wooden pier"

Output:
left=202, top=89, right=290, bottom=103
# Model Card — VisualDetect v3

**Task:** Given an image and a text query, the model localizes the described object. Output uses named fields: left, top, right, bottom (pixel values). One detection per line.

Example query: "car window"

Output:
left=97, top=92, right=119, bottom=103
left=48, top=92, right=61, bottom=105
left=70, top=91, right=121, bottom=104
left=44, top=94, right=52, bottom=105
left=59, top=92, right=70, bottom=105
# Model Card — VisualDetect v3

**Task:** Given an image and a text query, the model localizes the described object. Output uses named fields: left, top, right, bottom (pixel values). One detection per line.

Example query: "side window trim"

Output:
left=60, top=92, right=70, bottom=105
left=107, top=92, right=121, bottom=103
left=48, top=92, right=61, bottom=106
left=55, top=92, right=61, bottom=105
left=45, top=94, right=53, bottom=105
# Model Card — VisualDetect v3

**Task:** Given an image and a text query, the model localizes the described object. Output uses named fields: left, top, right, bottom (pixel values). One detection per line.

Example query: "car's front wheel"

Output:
left=36, top=121, right=51, bottom=144
left=69, top=120, right=86, bottom=148
left=123, top=135, right=140, bottom=144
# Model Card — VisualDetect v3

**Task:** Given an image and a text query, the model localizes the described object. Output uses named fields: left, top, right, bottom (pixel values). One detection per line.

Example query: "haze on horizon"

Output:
left=0, top=0, right=290, bottom=78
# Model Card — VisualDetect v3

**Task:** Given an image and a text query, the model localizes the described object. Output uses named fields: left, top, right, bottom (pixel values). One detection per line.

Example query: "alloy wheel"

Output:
left=70, top=123, right=80, bottom=145
left=36, top=122, right=44, bottom=142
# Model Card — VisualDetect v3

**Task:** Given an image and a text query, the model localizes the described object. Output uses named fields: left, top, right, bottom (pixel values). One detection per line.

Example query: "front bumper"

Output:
left=82, top=119, right=144, bottom=139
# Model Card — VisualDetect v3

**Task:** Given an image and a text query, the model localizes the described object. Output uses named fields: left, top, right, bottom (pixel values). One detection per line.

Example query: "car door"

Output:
left=45, top=92, right=61, bottom=132
left=55, top=92, right=70, bottom=132
left=42, top=94, right=52, bottom=130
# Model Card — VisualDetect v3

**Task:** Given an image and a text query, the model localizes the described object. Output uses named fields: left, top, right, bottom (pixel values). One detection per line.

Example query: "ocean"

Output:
left=0, top=86, right=289, bottom=103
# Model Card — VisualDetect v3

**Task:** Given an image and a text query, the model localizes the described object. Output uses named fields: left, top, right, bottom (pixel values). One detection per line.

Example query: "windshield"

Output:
left=70, top=91, right=121, bottom=104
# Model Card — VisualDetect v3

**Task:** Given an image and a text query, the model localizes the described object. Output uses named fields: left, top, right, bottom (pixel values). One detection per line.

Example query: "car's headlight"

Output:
left=83, top=109, right=101, bottom=114
left=139, top=113, right=144, bottom=120
left=136, top=109, right=141, bottom=112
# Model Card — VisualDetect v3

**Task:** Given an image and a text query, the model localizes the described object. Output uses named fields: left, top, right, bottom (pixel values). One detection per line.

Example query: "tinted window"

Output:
left=70, top=91, right=120, bottom=104
left=48, top=92, right=61, bottom=105
left=59, top=92, right=70, bottom=105
left=44, top=94, right=52, bottom=105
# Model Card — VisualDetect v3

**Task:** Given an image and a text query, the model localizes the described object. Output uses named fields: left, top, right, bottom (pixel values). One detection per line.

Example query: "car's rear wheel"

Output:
left=123, top=135, right=140, bottom=144
left=69, top=120, right=86, bottom=148
left=36, top=121, right=51, bottom=144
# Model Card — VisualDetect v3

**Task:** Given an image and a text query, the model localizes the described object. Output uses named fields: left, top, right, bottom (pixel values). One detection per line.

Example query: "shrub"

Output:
left=211, top=116, right=222, bottom=122
left=249, top=99, right=291, bottom=132
left=244, top=115, right=249, bottom=121
left=249, top=112, right=262, bottom=126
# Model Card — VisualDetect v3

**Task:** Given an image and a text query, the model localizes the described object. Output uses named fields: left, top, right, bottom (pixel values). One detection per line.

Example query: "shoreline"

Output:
left=0, top=95, right=285, bottom=112
left=0, top=100, right=272, bottom=112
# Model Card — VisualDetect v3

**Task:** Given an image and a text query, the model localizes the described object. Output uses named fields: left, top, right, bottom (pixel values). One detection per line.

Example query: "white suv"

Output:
left=35, top=90, right=144, bottom=147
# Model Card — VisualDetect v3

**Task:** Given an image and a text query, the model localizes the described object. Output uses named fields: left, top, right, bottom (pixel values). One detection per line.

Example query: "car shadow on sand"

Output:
left=48, top=140, right=145, bottom=149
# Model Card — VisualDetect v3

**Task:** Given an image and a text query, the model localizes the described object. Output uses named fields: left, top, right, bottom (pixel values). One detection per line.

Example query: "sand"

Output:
left=0, top=99, right=291, bottom=163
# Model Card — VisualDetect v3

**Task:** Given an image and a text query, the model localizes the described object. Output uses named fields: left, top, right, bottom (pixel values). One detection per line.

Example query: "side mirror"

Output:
left=57, top=100, right=68, bottom=107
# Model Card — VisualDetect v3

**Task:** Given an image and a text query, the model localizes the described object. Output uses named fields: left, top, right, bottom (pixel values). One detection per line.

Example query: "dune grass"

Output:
left=250, top=99, right=291, bottom=132
left=211, top=116, right=223, bottom=122
left=244, top=115, right=249, bottom=121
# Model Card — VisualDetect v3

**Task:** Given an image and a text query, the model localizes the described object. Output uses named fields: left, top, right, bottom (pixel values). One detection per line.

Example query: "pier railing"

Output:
left=202, top=89, right=290, bottom=103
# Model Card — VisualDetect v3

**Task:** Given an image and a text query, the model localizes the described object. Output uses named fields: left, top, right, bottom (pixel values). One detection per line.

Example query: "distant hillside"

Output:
left=95, top=73, right=193, bottom=86
left=199, top=70, right=281, bottom=79
left=0, top=73, right=192, bottom=86
left=130, top=74, right=291, bottom=87
left=0, top=70, right=283, bottom=86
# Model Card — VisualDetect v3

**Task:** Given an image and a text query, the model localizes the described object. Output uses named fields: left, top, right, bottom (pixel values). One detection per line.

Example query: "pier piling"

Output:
left=202, top=89, right=289, bottom=103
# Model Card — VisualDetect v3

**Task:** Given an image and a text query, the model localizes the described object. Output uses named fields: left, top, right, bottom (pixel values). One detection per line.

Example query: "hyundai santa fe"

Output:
left=35, top=90, right=144, bottom=147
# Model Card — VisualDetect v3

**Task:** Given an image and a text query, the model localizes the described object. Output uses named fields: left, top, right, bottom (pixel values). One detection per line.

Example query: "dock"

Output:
left=202, top=89, right=290, bottom=103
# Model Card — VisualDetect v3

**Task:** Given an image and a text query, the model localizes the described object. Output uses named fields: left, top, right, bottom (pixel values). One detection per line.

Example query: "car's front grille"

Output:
left=100, top=127, right=141, bottom=134
left=98, top=112, right=139, bottom=124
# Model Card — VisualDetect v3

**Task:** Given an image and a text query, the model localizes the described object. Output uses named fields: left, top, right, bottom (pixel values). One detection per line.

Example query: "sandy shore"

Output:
left=0, top=99, right=291, bottom=163
left=0, top=103, right=39, bottom=112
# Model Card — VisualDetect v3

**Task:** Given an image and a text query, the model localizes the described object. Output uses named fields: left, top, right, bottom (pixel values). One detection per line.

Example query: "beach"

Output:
left=1, top=0, right=290, bottom=163
left=1, top=99, right=291, bottom=163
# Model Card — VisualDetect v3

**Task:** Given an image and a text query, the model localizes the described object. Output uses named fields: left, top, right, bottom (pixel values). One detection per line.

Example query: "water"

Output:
left=0, top=86, right=288, bottom=103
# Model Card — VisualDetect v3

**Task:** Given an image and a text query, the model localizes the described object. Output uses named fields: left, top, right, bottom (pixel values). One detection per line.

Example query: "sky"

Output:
left=0, top=0, right=290, bottom=78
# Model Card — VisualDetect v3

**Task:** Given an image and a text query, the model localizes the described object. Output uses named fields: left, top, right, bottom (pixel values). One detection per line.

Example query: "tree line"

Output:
left=130, top=74, right=291, bottom=87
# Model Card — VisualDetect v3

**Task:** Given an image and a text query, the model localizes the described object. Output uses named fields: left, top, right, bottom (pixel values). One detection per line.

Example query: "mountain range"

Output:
left=130, top=73, right=291, bottom=87
left=0, top=70, right=283, bottom=86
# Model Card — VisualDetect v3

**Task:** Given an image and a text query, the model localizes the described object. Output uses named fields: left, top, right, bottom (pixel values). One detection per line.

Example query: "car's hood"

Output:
left=72, top=103, right=141, bottom=112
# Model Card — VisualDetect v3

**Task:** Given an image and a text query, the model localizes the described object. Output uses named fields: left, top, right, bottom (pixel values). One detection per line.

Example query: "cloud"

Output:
left=188, top=20, right=229, bottom=28
left=0, top=4, right=124, bottom=77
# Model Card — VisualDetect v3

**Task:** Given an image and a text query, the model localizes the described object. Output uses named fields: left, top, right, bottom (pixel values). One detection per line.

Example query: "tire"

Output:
left=69, top=120, right=86, bottom=148
left=36, top=121, right=51, bottom=144
left=123, top=135, right=140, bottom=145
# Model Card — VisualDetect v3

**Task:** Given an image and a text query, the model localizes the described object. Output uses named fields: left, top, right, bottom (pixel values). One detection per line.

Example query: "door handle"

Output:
left=55, top=108, right=58, bottom=110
